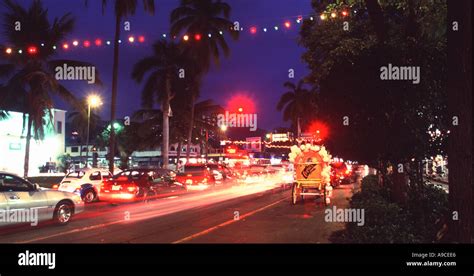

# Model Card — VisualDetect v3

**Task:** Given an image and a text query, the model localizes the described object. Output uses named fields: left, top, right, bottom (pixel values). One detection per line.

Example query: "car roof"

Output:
left=0, top=171, right=21, bottom=177
left=71, top=168, right=110, bottom=173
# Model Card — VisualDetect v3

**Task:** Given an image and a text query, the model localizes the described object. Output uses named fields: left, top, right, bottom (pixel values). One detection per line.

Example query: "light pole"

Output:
left=85, top=95, right=102, bottom=168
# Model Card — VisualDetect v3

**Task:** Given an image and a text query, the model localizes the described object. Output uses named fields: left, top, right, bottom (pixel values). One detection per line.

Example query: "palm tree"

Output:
left=0, top=0, right=100, bottom=177
left=170, top=0, right=238, bottom=161
left=85, top=0, right=155, bottom=173
left=191, top=99, right=224, bottom=159
left=277, top=80, right=318, bottom=138
left=132, top=39, right=188, bottom=169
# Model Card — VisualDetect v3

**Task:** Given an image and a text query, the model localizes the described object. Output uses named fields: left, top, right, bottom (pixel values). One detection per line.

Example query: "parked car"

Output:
left=99, top=168, right=186, bottom=202
left=0, top=172, right=84, bottom=227
left=58, top=168, right=112, bottom=203
left=175, top=164, right=219, bottom=190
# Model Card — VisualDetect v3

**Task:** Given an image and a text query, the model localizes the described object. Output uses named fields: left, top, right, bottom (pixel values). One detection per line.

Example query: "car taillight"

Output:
left=202, top=178, right=208, bottom=183
left=127, top=186, right=137, bottom=193
left=187, top=174, right=192, bottom=177
left=52, top=184, right=59, bottom=189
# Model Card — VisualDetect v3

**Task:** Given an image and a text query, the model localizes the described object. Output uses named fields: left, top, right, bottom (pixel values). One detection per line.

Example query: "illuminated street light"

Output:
left=85, top=95, right=102, bottom=167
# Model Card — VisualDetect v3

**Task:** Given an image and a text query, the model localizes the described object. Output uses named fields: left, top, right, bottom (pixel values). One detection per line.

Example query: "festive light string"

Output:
left=222, top=137, right=323, bottom=147
left=2, top=8, right=352, bottom=56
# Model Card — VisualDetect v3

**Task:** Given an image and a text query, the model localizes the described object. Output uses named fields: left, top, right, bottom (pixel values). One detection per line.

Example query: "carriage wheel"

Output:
left=291, top=183, right=300, bottom=205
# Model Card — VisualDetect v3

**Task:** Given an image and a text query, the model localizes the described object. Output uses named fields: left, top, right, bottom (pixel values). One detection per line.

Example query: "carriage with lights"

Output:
left=288, top=144, right=332, bottom=205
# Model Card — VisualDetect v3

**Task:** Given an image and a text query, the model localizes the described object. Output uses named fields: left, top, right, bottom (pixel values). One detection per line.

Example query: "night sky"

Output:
left=2, top=0, right=313, bottom=130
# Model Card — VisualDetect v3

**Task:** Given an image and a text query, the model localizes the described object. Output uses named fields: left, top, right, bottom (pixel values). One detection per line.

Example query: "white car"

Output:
left=0, top=172, right=84, bottom=227
left=58, top=168, right=112, bottom=203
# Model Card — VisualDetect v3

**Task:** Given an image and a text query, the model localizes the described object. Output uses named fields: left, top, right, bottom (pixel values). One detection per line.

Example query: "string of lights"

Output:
left=2, top=8, right=352, bottom=56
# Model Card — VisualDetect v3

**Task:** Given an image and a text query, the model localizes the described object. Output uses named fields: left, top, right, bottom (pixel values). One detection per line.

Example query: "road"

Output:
left=0, top=180, right=356, bottom=243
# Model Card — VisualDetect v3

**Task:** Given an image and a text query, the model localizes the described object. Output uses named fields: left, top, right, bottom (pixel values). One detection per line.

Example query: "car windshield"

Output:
left=66, top=171, right=86, bottom=178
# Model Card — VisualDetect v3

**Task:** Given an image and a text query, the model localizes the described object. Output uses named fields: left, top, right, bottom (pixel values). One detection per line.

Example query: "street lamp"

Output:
left=85, top=95, right=102, bottom=168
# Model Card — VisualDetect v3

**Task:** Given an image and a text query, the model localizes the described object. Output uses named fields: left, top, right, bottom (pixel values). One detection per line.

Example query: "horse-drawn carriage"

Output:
left=288, top=144, right=333, bottom=205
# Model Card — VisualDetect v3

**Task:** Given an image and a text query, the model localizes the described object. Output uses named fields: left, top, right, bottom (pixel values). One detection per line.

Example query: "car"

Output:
left=330, top=162, right=353, bottom=187
left=0, top=172, right=84, bottom=227
left=58, top=168, right=113, bottom=203
left=175, top=164, right=218, bottom=190
left=99, top=168, right=186, bottom=202
left=207, top=163, right=236, bottom=183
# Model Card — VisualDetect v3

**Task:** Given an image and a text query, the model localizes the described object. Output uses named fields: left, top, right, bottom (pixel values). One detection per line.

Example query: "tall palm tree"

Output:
left=277, top=80, right=318, bottom=138
left=0, top=0, right=100, bottom=177
left=170, top=0, right=238, bottom=161
left=192, top=99, right=224, bottom=158
left=85, top=0, right=155, bottom=173
left=131, top=39, right=188, bottom=169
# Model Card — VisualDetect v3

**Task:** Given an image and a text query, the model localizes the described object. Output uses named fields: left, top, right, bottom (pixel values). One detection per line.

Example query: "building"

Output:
left=64, top=143, right=203, bottom=169
left=0, top=109, right=66, bottom=176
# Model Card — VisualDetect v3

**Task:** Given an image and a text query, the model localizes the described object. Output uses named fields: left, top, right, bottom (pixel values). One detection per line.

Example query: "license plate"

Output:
left=185, top=179, right=193, bottom=184
left=112, top=185, right=121, bottom=191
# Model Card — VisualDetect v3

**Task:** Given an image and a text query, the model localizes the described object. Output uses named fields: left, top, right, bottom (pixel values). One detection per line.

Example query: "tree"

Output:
left=447, top=0, right=472, bottom=243
left=276, top=79, right=318, bottom=137
left=85, top=0, right=155, bottom=173
left=0, top=0, right=100, bottom=177
left=170, top=0, right=238, bottom=161
left=132, top=39, right=188, bottom=169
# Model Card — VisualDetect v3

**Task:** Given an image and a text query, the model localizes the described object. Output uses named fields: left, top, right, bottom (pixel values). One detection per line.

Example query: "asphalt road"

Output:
left=0, top=180, right=356, bottom=243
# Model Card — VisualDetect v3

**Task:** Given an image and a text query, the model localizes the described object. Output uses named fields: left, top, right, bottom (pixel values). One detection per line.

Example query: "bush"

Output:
left=407, top=184, right=449, bottom=242
left=330, top=175, right=448, bottom=243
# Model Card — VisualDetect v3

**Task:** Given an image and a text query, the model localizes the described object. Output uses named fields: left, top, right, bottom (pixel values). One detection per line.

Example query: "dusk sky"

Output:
left=2, top=0, right=314, bottom=130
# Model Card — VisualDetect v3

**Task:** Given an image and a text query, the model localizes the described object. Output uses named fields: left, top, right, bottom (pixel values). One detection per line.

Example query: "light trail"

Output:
left=13, top=179, right=287, bottom=243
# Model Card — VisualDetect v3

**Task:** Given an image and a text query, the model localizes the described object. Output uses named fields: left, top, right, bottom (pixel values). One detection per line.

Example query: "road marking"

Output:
left=172, top=197, right=288, bottom=244
left=17, top=220, right=126, bottom=244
